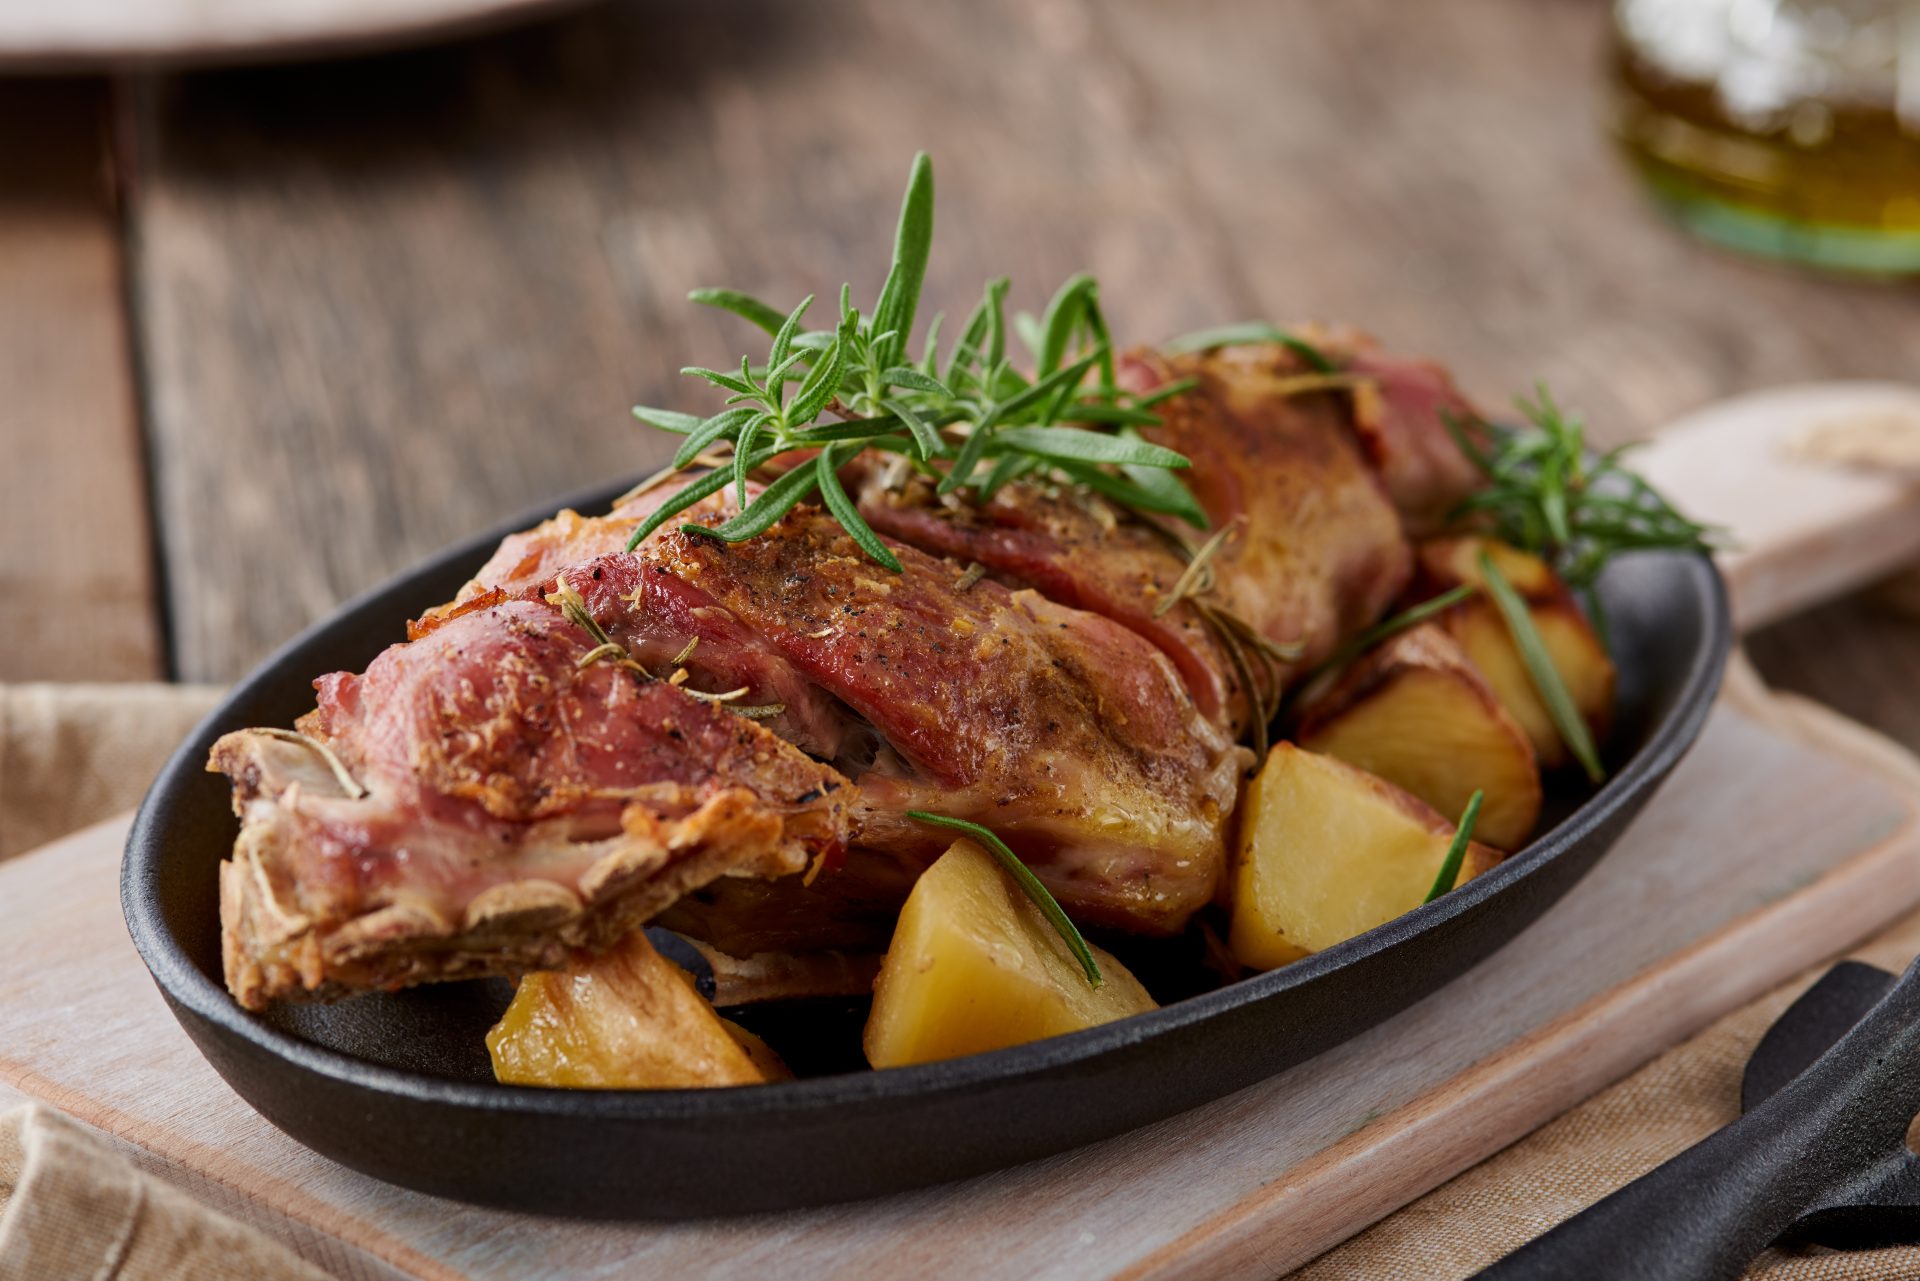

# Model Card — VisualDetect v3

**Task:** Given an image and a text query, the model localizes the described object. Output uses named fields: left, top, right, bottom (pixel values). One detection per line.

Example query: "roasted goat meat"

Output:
left=574, top=506, right=1247, bottom=935
left=214, top=600, right=848, bottom=1008
left=211, top=335, right=1481, bottom=1005
left=853, top=338, right=1428, bottom=737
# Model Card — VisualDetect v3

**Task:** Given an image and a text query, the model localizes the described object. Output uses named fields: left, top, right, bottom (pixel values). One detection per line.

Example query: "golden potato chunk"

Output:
left=1229, top=745, right=1503, bottom=971
left=1416, top=536, right=1615, bottom=770
left=488, top=931, right=787, bottom=1088
left=864, top=840, right=1157, bottom=1068
left=1297, top=623, right=1541, bottom=850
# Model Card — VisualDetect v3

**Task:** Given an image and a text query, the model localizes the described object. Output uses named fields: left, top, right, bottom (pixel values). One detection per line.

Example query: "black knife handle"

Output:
left=1470, top=955, right=1920, bottom=1281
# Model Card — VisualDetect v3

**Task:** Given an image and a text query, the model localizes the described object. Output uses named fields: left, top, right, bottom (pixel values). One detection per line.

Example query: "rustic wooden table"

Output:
left=3, top=0, right=1917, bottom=734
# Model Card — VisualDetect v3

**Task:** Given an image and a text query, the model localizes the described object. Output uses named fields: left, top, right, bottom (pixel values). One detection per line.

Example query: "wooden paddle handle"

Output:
left=1634, top=382, right=1920, bottom=632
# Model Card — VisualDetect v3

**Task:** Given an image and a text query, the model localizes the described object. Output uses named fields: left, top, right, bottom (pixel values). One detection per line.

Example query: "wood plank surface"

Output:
left=0, top=79, right=160, bottom=682
left=124, top=0, right=1920, bottom=682
left=7, top=677, right=1920, bottom=1281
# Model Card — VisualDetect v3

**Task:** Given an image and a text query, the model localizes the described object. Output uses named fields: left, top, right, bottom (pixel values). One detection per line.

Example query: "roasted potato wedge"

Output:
left=1297, top=623, right=1541, bottom=850
left=487, top=930, right=788, bottom=1088
left=1415, top=536, right=1615, bottom=769
left=1229, top=745, right=1503, bottom=971
left=864, top=840, right=1157, bottom=1068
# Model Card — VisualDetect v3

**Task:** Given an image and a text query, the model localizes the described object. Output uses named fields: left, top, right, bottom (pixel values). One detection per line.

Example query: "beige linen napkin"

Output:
left=0, top=681, right=346, bottom=1281
left=0, top=682, right=221, bottom=862
left=0, top=1104, right=333, bottom=1281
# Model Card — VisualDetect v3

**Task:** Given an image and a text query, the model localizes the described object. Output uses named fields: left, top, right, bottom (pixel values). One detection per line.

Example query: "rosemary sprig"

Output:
left=1138, top=514, right=1304, bottom=760
left=1424, top=789, right=1485, bottom=904
left=1163, top=321, right=1336, bottom=373
left=546, top=579, right=651, bottom=677
left=1479, top=552, right=1606, bottom=784
left=1448, top=385, right=1718, bottom=633
left=1297, top=585, right=1476, bottom=693
left=906, top=811, right=1103, bottom=988
left=627, top=153, right=1206, bottom=565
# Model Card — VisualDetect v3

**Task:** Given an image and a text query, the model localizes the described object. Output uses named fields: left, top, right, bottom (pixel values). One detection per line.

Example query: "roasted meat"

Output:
left=211, top=332, right=1486, bottom=1006
left=214, top=600, right=848, bottom=1008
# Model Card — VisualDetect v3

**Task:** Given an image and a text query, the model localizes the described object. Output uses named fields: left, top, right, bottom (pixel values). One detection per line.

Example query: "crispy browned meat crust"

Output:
left=212, top=332, right=1488, bottom=999
left=214, top=601, right=849, bottom=1008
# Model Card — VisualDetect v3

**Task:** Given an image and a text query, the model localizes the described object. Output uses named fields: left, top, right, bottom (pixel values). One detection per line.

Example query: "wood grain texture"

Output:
left=0, top=79, right=159, bottom=681
left=7, top=682, right=1920, bottom=1281
left=126, top=0, right=1920, bottom=681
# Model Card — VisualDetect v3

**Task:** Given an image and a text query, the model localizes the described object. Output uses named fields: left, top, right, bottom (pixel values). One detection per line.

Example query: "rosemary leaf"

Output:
left=1163, top=321, right=1335, bottom=373
left=1037, top=272, right=1098, bottom=378
left=870, top=152, right=934, bottom=371
left=1479, top=551, right=1606, bottom=783
left=881, top=367, right=952, bottom=397
left=1424, top=789, right=1485, bottom=904
left=1301, top=584, right=1477, bottom=688
left=734, top=413, right=763, bottom=509
left=787, top=319, right=849, bottom=426
left=625, top=444, right=780, bottom=550
left=905, top=810, right=1104, bottom=988
left=674, top=406, right=760, bottom=469
left=939, top=421, right=996, bottom=495
left=1055, top=459, right=1205, bottom=523
left=768, top=294, right=812, bottom=377
left=979, top=451, right=1039, bottom=500
left=681, top=365, right=759, bottom=397
left=990, top=347, right=1104, bottom=423
left=688, top=287, right=788, bottom=335
left=632, top=406, right=705, bottom=435
left=697, top=462, right=822, bottom=543
left=816, top=444, right=904, bottom=572
left=1132, top=377, right=1199, bottom=409
left=995, top=424, right=1190, bottom=469
left=879, top=396, right=945, bottom=460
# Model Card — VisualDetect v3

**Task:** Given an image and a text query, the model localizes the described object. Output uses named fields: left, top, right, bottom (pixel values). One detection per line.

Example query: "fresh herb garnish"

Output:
left=627, top=153, right=1205, bottom=565
left=1163, top=321, right=1336, bottom=374
left=1448, top=385, right=1717, bottom=636
left=1478, top=551, right=1606, bottom=784
left=1424, top=789, right=1485, bottom=904
left=906, top=810, right=1103, bottom=988
left=1138, top=514, right=1304, bottom=761
left=1294, top=584, right=1477, bottom=694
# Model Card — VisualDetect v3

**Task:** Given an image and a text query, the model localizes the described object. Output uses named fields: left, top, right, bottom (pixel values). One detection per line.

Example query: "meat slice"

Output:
left=852, top=474, right=1251, bottom=735
left=1314, top=327, right=1488, bottom=538
left=1120, top=343, right=1412, bottom=669
left=613, top=506, right=1248, bottom=935
left=212, top=600, right=849, bottom=1008
left=851, top=343, right=1414, bottom=740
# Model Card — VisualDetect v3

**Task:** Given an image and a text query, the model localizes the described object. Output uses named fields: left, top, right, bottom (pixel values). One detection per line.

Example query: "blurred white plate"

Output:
left=0, top=0, right=590, bottom=68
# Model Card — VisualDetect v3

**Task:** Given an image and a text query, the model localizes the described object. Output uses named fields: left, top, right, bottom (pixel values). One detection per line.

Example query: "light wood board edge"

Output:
left=1634, top=381, right=1920, bottom=634
left=1123, top=665, right=1920, bottom=1281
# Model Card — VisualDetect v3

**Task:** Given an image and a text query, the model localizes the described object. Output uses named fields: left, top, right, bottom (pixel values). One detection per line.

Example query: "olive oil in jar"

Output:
left=1611, top=0, right=1920, bottom=274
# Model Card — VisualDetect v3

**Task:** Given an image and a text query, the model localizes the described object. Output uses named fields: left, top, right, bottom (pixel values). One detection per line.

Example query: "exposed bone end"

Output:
left=210, top=728, right=363, bottom=804
left=462, top=880, right=585, bottom=935
left=324, top=898, right=456, bottom=965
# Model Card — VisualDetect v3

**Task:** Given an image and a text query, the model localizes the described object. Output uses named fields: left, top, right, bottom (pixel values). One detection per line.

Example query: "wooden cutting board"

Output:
left=6, top=383, right=1920, bottom=1280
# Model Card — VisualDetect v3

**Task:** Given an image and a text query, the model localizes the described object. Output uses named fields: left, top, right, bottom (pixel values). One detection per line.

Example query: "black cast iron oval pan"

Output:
left=122, top=479, right=1730, bottom=1218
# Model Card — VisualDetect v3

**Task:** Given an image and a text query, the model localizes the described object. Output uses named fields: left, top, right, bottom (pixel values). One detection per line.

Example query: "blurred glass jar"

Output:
left=1611, top=0, right=1920, bottom=274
